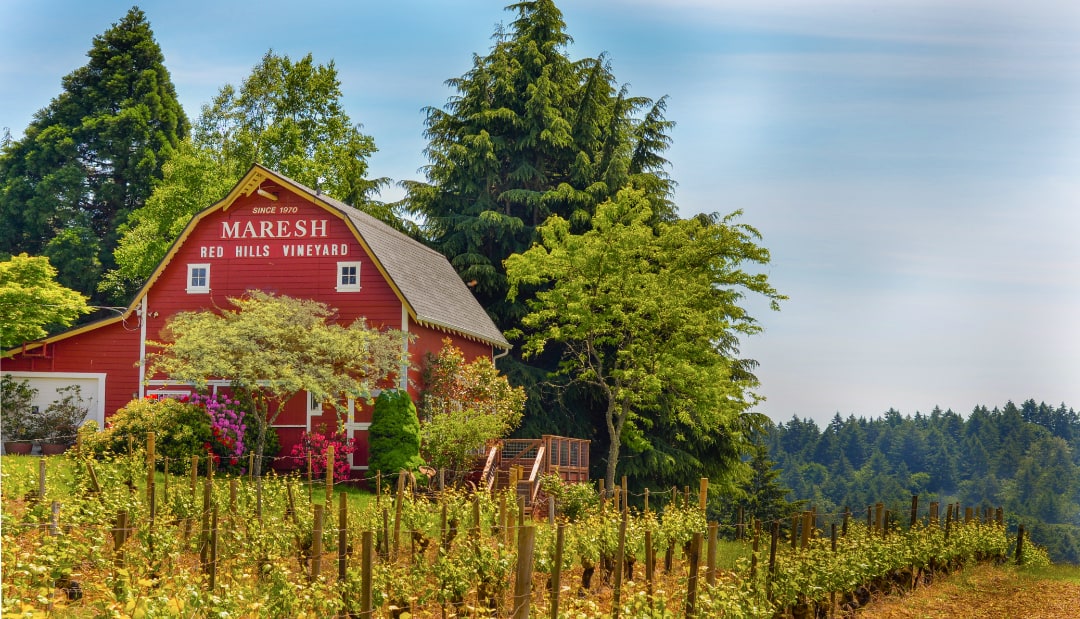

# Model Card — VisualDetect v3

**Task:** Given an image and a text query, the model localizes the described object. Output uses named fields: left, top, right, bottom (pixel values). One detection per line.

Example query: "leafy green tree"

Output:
left=104, top=51, right=393, bottom=296
left=147, top=291, right=408, bottom=476
left=717, top=438, right=800, bottom=538
left=407, top=0, right=676, bottom=328
left=0, top=7, right=187, bottom=300
left=505, top=188, right=783, bottom=492
left=418, top=340, right=526, bottom=486
left=0, top=253, right=91, bottom=348
left=368, top=390, right=426, bottom=485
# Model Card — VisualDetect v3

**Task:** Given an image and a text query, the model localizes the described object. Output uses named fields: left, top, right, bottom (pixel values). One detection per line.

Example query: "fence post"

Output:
left=644, top=488, right=649, bottom=514
left=707, top=522, right=718, bottom=585
left=312, top=503, right=324, bottom=579
left=1015, top=524, right=1025, bottom=565
left=200, top=478, right=212, bottom=571
left=50, top=501, right=60, bottom=536
left=685, top=531, right=702, bottom=618
left=645, top=529, right=655, bottom=602
left=361, top=530, right=373, bottom=617
left=325, top=445, right=334, bottom=505
left=801, top=511, right=812, bottom=549
left=338, top=492, right=348, bottom=581
left=145, top=432, right=155, bottom=502
left=38, top=458, right=46, bottom=499
left=612, top=512, right=627, bottom=619
left=750, top=520, right=760, bottom=582
left=550, top=523, right=565, bottom=619
left=910, top=495, right=919, bottom=529
left=209, top=505, right=219, bottom=591
left=513, top=524, right=536, bottom=619
left=393, top=470, right=405, bottom=559
left=791, top=513, right=799, bottom=550
left=698, top=477, right=708, bottom=512
left=945, top=504, right=953, bottom=541
left=842, top=506, right=850, bottom=537
left=768, top=520, right=779, bottom=599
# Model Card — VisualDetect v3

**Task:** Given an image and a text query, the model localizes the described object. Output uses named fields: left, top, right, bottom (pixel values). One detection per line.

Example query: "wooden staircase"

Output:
left=480, top=435, right=590, bottom=514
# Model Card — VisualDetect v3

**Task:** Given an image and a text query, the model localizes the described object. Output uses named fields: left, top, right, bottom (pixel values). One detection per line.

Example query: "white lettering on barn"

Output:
left=281, top=243, right=349, bottom=257
left=221, top=219, right=329, bottom=239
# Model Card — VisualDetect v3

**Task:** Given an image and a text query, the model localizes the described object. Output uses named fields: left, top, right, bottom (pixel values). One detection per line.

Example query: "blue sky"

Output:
left=2, top=0, right=1078, bottom=425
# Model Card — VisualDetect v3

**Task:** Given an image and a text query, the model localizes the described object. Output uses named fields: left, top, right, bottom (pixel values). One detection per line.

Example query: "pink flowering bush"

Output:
left=186, top=393, right=247, bottom=473
left=290, top=425, right=357, bottom=482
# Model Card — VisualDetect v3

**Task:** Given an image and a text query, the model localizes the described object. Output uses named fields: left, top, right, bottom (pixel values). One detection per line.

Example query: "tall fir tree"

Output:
left=0, top=7, right=187, bottom=302
left=406, top=0, right=676, bottom=329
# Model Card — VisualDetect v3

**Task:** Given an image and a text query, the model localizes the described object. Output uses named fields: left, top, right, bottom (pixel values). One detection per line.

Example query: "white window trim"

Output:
left=336, top=261, right=362, bottom=292
left=187, top=263, right=210, bottom=294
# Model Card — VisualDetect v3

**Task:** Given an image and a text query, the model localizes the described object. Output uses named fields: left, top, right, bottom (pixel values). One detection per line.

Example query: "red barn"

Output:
left=3, top=164, right=510, bottom=471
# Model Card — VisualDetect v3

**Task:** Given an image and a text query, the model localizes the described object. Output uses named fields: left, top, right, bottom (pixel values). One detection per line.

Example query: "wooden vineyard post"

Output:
left=146, top=432, right=155, bottom=503
left=930, top=502, right=940, bottom=527
left=685, top=531, right=703, bottom=618
left=791, top=513, right=799, bottom=550
left=393, top=470, right=405, bottom=559
left=360, top=530, right=374, bottom=617
left=230, top=478, right=238, bottom=516
left=49, top=501, right=60, bottom=536
left=200, top=479, right=212, bottom=572
left=768, top=521, right=779, bottom=599
left=307, top=454, right=313, bottom=502
left=706, top=522, right=718, bottom=586
left=644, top=488, right=650, bottom=514
left=996, top=507, right=1004, bottom=526
left=867, top=505, right=872, bottom=531
left=85, top=458, right=102, bottom=494
left=209, top=505, right=219, bottom=591
left=699, top=477, right=708, bottom=512
left=248, top=452, right=254, bottom=481
left=612, top=512, right=627, bottom=619
left=831, top=523, right=837, bottom=553
left=1015, top=524, right=1025, bottom=565
left=842, top=506, right=850, bottom=537
left=910, top=495, right=919, bottom=529
left=312, top=503, right=324, bottom=579
left=550, top=523, right=565, bottom=619
left=513, top=524, right=536, bottom=619
left=945, top=504, right=953, bottom=541
left=38, top=458, right=46, bottom=499
left=375, top=471, right=381, bottom=507
left=645, top=529, right=655, bottom=602
left=875, top=503, right=884, bottom=534
left=380, top=509, right=390, bottom=560
left=113, top=510, right=128, bottom=569
left=801, top=511, right=812, bottom=549
left=338, top=492, right=348, bottom=581
left=750, top=520, right=761, bottom=582
left=883, top=510, right=890, bottom=538
left=965, top=507, right=973, bottom=524
left=325, top=445, right=334, bottom=505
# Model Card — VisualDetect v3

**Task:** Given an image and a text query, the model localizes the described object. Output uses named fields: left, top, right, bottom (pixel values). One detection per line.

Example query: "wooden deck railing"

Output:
left=480, top=435, right=590, bottom=512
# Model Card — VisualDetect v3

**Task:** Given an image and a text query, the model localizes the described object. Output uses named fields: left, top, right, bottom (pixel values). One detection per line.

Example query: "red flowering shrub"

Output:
left=289, top=425, right=357, bottom=482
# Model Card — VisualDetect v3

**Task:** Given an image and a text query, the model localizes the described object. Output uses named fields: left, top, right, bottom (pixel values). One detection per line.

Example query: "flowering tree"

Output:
left=419, top=340, right=526, bottom=485
left=148, top=291, right=408, bottom=476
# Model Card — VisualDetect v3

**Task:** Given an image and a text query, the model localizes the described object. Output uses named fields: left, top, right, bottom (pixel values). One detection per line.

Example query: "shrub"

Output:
left=289, top=425, right=357, bottom=482
left=1, top=375, right=40, bottom=442
left=82, top=396, right=212, bottom=473
left=38, top=385, right=89, bottom=444
left=368, top=390, right=425, bottom=486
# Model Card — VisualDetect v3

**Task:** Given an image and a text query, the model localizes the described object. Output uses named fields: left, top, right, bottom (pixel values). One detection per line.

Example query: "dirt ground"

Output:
left=855, top=563, right=1080, bottom=618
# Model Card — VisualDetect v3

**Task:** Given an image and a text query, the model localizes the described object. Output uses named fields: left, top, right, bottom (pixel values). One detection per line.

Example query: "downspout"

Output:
left=137, top=295, right=147, bottom=399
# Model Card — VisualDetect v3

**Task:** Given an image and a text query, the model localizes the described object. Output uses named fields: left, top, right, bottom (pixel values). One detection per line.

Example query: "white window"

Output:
left=187, top=264, right=210, bottom=294
left=336, top=261, right=361, bottom=292
left=308, top=391, right=322, bottom=416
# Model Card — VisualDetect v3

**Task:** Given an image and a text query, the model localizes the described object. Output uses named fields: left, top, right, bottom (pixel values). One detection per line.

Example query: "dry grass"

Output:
left=855, top=563, right=1080, bottom=618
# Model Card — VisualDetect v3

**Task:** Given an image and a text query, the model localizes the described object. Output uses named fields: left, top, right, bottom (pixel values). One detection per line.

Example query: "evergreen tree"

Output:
left=407, top=0, right=676, bottom=329
left=0, top=7, right=187, bottom=301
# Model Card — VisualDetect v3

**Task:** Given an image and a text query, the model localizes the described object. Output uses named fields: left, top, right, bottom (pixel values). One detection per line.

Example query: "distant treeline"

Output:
left=765, top=399, right=1080, bottom=563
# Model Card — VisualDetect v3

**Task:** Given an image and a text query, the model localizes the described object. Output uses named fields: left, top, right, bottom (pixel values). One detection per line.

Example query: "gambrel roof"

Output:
left=6, top=164, right=509, bottom=355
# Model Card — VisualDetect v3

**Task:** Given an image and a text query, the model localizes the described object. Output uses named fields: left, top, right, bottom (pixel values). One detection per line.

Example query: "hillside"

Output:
left=764, top=399, right=1080, bottom=563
